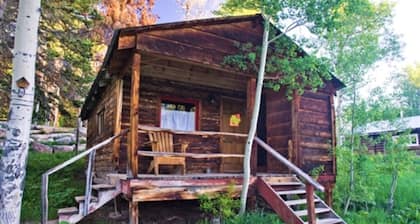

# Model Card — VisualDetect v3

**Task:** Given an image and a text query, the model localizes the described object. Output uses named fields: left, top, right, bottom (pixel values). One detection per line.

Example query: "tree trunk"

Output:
left=387, top=171, right=398, bottom=212
left=344, top=77, right=357, bottom=214
left=239, top=18, right=270, bottom=214
left=0, top=0, right=41, bottom=223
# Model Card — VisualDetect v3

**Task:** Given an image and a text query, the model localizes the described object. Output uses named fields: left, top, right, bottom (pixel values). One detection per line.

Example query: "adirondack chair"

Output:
left=146, top=131, right=189, bottom=175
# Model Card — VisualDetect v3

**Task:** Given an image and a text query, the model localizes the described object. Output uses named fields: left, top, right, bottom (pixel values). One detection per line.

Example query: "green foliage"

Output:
left=379, top=132, right=415, bottom=175
left=223, top=37, right=332, bottom=99
left=335, top=142, right=377, bottom=210
left=335, top=146, right=420, bottom=223
left=405, top=62, right=420, bottom=88
left=391, top=203, right=420, bottom=224
left=21, top=151, right=85, bottom=221
left=309, top=165, right=324, bottom=179
left=199, top=185, right=240, bottom=221
left=224, top=210, right=283, bottom=224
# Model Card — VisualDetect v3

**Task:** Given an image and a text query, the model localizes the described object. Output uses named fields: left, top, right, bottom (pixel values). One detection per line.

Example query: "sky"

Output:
left=393, top=0, right=420, bottom=66
left=153, top=0, right=420, bottom=91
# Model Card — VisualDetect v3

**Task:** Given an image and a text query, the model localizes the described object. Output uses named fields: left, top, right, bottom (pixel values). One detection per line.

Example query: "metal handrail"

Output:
left=41, top=130, right=127, bottom=224
left=254, top=136, right=325, bottom=192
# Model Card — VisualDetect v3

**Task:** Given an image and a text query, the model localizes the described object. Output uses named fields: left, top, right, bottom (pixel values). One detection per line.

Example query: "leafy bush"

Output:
left=199, top=185, right=240, bottom=222
left=391, top=203, right=420, bottom=224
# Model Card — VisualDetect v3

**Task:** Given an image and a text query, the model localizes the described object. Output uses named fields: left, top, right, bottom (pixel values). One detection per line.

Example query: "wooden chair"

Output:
left=146, top=131, right=189, bottom=175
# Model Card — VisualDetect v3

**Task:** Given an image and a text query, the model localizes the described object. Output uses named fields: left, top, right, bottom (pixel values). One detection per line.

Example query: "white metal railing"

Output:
left=40, top=130, right=127, bottom=224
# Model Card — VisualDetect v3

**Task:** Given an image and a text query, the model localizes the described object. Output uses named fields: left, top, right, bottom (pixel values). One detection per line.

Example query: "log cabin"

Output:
left=49, top=14, right=347, bottom=224
left=361, top=115, right=420, bottom=154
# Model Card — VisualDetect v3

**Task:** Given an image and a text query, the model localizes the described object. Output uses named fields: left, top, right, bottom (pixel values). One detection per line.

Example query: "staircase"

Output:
left=58, top=183, right=121, bottom=223
left=257, top=176, right=346, bottom=224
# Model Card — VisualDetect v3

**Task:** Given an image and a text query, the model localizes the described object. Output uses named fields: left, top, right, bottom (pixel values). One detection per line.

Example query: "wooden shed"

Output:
left=56, top=14, right=346, bottom=224
left=361, top=116, right=420, bottom=154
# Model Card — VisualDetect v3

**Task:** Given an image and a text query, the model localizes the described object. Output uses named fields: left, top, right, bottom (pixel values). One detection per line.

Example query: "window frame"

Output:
left=97, top=107, right=105, bottom=135
left=158, top=96, right=200, bottom=131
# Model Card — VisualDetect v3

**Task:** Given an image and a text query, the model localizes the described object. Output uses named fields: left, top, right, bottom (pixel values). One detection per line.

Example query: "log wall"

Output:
left=86, top=77, right=121, bottom=180
left=297, top=89, right=335, bottom=175
left=264, top=87, right=336, bottom=178
left=118, top=75, right=246, bottom=174
left=265, top=89, right=292, bottom=173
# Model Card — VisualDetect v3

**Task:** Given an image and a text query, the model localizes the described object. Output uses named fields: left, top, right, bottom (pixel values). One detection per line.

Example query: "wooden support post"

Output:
left=306, top=183, right=316, bottom=224
left=250, top=143, right=258, bottom=175
left=113, top=79, right=124, bottom=169
left=291, top=92, right=301, bottom=167
left=74, top=118, right=81, bottom=153
left=246, top=78, right=256, bottom=118
left=128, top=52, right=140, bottom=178
left=129, top=201, right=139, bottom=224
left=325, top=183, right=334, bottom=207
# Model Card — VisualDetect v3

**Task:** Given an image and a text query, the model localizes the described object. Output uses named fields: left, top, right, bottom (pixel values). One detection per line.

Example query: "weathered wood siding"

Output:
left=87, top=77, right=121, bottom=180
left=297, top=89, right=335, bottom=176
left=265, top=89, right=292, bottom=173
left=264, top=86, right=336, bottom=177
left=118, top=75, right=246, bottom=173
left=135, top=19, right=263, bottom=74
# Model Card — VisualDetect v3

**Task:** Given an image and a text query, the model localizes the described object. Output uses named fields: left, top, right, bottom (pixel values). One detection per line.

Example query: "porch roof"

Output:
left=80, top=14, right=345, bottom=120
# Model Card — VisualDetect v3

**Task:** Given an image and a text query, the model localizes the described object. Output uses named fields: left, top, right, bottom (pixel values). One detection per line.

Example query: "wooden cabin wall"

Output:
left=264, top=86, right=336, bottom=178
left=264, top=89, right=292, bottom=173
left=87, top=77, right=121, bottom=181
left=297, top=89, right=335, bottom=176
left=119, top=75, right=246, bottom=174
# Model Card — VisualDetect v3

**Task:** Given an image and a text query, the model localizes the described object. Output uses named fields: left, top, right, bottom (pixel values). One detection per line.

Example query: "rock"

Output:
left=0, top=128, right=6, bottom=139
left=31, top=134, right=53, bottom=142
left=53, top=145, right=74, bottom=152
left=55, top=136, right=75, bottom=145
left=31, top=141, right=53, bottom=153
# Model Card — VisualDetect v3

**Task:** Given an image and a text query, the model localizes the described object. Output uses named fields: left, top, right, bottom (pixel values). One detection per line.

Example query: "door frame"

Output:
left=219, top=96, right=248, bottom=172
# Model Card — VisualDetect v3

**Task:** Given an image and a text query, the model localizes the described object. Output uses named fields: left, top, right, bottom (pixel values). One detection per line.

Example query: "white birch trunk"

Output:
left=239, top=19, right=270, bottom=214
left=0, top=0, right=41, bottom=223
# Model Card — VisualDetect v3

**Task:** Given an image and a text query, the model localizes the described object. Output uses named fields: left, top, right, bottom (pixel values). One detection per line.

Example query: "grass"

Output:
left=336, top=158, right=420, bottom=224
left=22, top=150, right=85, bottom=221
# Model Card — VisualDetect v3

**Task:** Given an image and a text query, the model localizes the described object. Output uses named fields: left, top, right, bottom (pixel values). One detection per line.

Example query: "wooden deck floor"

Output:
left=109, top=173, right=294, bottom=202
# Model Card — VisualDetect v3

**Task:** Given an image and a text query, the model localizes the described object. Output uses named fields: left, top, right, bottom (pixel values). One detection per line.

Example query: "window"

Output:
left=160, top=98, right=198, bottom=131
left=392, top=133, right=419, bottom=146
left=97, top=108, right=105, bottom=135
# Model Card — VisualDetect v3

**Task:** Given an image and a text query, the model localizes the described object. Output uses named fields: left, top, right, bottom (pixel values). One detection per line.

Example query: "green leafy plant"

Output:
left=309, top=165, right=325, bottom=179
left=199, top=185, right=240, bottom=222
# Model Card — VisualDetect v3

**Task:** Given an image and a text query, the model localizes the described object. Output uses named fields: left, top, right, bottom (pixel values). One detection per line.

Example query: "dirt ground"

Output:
left=81, top=197, right=206, bottom=224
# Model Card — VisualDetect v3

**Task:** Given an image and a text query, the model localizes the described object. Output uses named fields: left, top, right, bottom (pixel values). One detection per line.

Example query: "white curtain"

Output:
left=160, top=108, right=195, bottom=131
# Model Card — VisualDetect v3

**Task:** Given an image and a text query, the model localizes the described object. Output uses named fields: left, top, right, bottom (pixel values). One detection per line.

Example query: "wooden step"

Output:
left=92, top=184, right=115, bottom=191
left=304, top=218, right=343, bottom=224
left=294, top=208, right=330, bottom=217
left=75, top=195, right=98, bottom=203
left=277, top=189, right=306, bottom=195
left=58, top=207, right=78, bottom=215
left=270, top=182, right=304, bottom=186
left=285, top=198, right=321, bottom=206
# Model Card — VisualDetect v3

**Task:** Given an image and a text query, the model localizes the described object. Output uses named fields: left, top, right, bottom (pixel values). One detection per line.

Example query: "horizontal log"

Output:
left=303, top=155, right=333, bottom=162
left=132, top=185, right=242, bottom=202
left=128, top=177, right=248, bottom=189
left=137, top=150, right=244, bottom=159
left=300, top=141, right=331, bottom=150
left=145, top=28, right=239, bottom=54
left=138, top=125, right=248, bottom=138
left=118, top=35, right=136, bottom=49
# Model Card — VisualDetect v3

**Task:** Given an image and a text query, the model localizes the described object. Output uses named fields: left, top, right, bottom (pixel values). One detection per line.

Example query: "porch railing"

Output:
left=254, top=136, right=324, bottom=224
left=40, top=129, right=127, bottom=224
